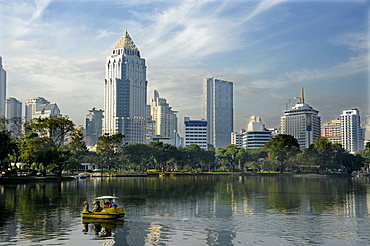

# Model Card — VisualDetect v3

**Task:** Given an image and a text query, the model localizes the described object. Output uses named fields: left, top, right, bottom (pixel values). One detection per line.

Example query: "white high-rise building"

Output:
left=25, top=97, right=50, bottom=122
left=340, top=109, right=363, bottom=153
left=103, top=30, right=147, bottom=143
left=184, top=117, right=208, bottom=149
left=280, top=89, right=321, bottom=148
left=149, top=90, right=178, bottom=145
left=85, top=108, right=103, bottom=148
left=6, top=97, right=22, bottom=119
left=0, top=56, right=6, bottom=117
left=364, top=114, right=370, bottom=144
left=203, top=78, right=233, bottom=149
left=6, top=97, right=22, bottom=137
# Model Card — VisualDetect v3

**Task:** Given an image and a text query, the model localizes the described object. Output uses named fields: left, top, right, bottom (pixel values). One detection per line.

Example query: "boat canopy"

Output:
left=95, top=196, right=118, bottom=199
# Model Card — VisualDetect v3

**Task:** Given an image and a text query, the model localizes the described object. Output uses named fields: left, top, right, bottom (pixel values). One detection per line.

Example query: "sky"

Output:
left=0, top=0, right=369, bottom=133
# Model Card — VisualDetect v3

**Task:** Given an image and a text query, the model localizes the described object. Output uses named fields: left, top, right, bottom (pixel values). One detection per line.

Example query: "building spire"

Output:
left=114, top=30, right=139, bottom=50
left=301, top=86, right=305, bottom=104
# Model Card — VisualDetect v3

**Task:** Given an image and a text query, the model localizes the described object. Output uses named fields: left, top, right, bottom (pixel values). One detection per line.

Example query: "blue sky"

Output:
left=0, top=0, right=368, bottom=133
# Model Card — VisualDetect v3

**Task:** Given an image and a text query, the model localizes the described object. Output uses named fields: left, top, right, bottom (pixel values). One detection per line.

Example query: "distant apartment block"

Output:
left=25, top=97, right=50, bottom=122
left=203, top=78, right=233, bottom=148
left=34, top=103, right=61, bottom=119
left=322, top=118, right=341, bottom=144
left=340, top=109, right=363, bottom=153
left=231, top=130, right=245, bottom=148
left=184, top=117, right=208, bottom=149
left=0, top=56, right=6, bottom=117
left=85, top=107, right=103, bottom=148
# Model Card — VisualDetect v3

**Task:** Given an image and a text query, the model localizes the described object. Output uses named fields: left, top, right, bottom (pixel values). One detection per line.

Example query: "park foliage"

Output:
left=0, top=116, right=369, bottom=176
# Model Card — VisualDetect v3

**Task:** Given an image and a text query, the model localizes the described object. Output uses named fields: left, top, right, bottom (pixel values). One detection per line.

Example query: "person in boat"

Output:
left=109, top=198, right=117, bottom=208
left=92, top=201, right=103, bottom=212
left=101, top=199, right=111, bottom=208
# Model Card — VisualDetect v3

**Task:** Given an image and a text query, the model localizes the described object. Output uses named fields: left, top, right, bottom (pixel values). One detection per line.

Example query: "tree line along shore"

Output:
left=1, top=116, right=369, bottom=180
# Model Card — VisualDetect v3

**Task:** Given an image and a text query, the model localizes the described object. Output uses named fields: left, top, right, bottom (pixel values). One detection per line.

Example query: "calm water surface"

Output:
left=0, top=175, right=370, bottom=245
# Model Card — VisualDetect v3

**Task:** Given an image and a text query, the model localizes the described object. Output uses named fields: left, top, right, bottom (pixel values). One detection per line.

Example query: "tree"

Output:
left=24, top=116, right=75, bottom=147
left=20, top=136, right=54, bottom=172
left=0, top=131, right=19, bottom=172
left=264, top=134, right=300, bottom=173
left=96, top=133, right=124, bottom=170
left=124, top=143, right=155, bottom=171
left=310, top=137, right=334, bottom=172
left=216, top=145, right=240, bottom=171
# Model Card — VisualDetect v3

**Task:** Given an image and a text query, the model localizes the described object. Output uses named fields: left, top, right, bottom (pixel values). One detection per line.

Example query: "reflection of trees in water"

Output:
left=223, top=176, right=369, bottom=215
left=0, top=181, right=89, bottom=242
left=1, top=176, right=370, bottom=244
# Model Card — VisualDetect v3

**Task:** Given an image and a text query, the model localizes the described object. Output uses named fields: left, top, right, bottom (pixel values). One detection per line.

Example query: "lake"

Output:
left=1, top=175, right=370, bottom=245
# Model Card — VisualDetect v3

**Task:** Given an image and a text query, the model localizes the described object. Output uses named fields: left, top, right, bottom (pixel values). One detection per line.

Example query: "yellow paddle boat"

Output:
left=82, top=196, right=125, bottom=219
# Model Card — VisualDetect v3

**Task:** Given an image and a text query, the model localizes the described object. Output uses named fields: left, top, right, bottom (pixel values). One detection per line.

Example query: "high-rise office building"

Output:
left=0, top=56, right=6, bottom=117
left=184, top=117, right=208, bottom=149
left=149, top=90, right=178, bottom=145
left=6, top=97, right=22, bottom=137
left=280, top=88, right=321, bottom=148
left=25, top=97, right=50, bottom=122
left=6, top=97, right=22, bottom=119
left=322, top=118, right=341, bottom=144
left=340, top=109, right=363, bottom=153
left=203, top=78, right=233, bottom=149
left=103, top=30, right=147, bottom=143
left=85, top=107, right=103, bottom=148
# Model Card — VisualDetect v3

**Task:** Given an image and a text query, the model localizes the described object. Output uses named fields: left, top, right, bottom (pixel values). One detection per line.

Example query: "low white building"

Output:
left=243, top=116, right=272, bottom=149
left=183, top=117, right=208, bottom=149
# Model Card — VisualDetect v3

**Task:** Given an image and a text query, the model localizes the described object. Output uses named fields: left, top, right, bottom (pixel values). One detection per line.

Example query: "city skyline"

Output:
left=0, top=0, right=368, bottom=132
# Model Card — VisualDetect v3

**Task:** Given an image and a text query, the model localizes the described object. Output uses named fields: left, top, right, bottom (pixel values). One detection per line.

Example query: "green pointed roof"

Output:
left=114, top=31, right=138, bottom=50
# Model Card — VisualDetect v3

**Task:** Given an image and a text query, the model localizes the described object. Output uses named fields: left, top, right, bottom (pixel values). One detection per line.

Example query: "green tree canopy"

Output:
left=264, top=134, right=300, bottom=172
left=24, top=116, right=75, bottom=147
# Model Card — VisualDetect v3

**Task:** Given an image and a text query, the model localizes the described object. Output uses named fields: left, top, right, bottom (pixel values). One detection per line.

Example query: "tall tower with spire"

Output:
left=281, top=88, right=321, bottom=148
left=103, top=31, right=147, bottom=143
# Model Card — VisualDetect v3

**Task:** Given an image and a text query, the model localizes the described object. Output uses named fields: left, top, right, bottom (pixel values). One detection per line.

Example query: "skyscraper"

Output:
left=149, top=90, right=178, bottom=145
left=340, top=109, right=363, bottom=153
left=85, top=107, right=103, bottom=148
left=103, top=31, right=147, bottom=143
left=280, top=88, right=321, bottom=148
left=0, top=56, right=6, bottom=117
left=25, top=97, right=50, bottom=122
left=203, top=78, right=233, bottom=148
left=6, top=97, right=22, bottom=119
left=6, top=97, right=22, bottom=137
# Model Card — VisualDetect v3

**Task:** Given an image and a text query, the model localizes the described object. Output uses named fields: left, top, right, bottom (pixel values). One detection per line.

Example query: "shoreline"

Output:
left=0, top=172, right=357, bottom=183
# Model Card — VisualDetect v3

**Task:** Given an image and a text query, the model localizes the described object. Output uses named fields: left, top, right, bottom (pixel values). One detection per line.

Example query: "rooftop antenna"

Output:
left=301, top=86, right=305, bottom=104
